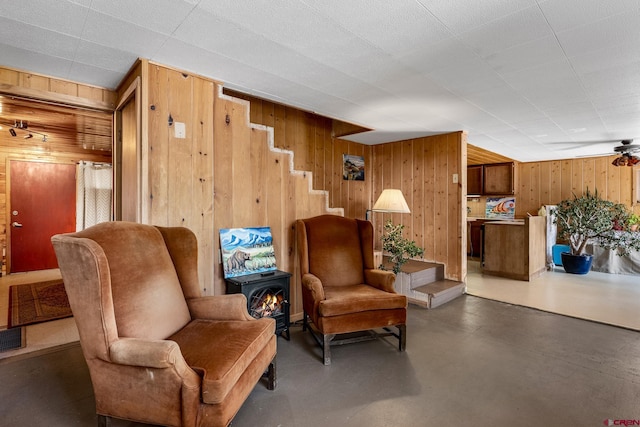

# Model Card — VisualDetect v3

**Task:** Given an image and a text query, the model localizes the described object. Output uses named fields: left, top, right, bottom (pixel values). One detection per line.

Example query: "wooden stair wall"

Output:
left=122, top=60, right=343, bottom=320
left=214, top=88, right=343, bottom=318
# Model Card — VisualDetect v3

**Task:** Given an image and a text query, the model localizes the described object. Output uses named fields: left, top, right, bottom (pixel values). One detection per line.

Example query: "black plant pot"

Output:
left=560, top=252, right=593, bottom=275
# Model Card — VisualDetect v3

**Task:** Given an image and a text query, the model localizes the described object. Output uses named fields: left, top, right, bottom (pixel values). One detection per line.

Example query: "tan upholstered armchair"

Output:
left=296, top=214, right=407, bottom=365
left=51, top=221, right=276, bottom=427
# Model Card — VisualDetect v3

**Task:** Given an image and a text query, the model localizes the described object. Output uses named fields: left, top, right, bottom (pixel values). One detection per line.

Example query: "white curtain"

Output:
left=76, top=161, right=113, bottom=231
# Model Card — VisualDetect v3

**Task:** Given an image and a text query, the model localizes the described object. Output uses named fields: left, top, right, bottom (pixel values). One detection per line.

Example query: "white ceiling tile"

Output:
left=89, top=0, right=195, bottom=34
left=592, top=95, right=640, bottom=118
left=555, top=11, right=640, bottom=57
left=465, top=86, right=544, bottom=123
left=428, top=59, right=507, bottom=97
left=0, top=42, right=73, bottom=78
left=569, top=41, right=640, bottom=77
left=74, top=41, right=139, bottom=73
left=459, top=6, right=553, bottom=57
left=539, top=0, right=640, bottom=32
left=398, top=38, right=478, bottom=75
left=375, top=71, right=452, bottom=100
left=67, top=62, right=123, bottom=88
left=0, top=17, right=80, bottom=60
left=0, top=0, right=88, bottom=37
left=300, top=0, right=452, bottom=56
left=417, top=0, right=538, bottom=33
left=81, top=11, right=169, bottom=55
left=484, top=36, right=566, bottom=74
left=502, top=59, right=588, bottom=108
left=68, top=0, right=92, bottom=6
left=581, top=62, right=640, bottom=100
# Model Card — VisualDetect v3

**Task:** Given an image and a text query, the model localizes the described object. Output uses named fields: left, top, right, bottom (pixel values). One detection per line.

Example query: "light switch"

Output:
left=174, top=122, right=186, bottom=139
left=453, top=173, right=459, bottom=183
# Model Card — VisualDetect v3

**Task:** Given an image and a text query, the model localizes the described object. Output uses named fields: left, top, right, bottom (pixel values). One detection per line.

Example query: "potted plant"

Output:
left=379, top=220, right=424, bottom=273
left=627, top=213, right=640, bottom=232
left=552, top=189, right=637, bottom=274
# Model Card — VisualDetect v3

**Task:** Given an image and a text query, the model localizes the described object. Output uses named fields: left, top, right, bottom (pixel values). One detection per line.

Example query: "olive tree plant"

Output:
left=552, top=189, right=640, bottom=256
left=379, top=220, right=424, bottom=273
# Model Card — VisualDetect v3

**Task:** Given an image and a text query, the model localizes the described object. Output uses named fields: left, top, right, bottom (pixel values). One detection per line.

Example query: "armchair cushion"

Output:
left=320, top=285, right=407, bottom=317
left=169, top=318, right=275, bottom=405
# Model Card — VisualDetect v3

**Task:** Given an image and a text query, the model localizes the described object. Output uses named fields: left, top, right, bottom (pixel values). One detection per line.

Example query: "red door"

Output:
left=10, top=161, right=76, bottom=273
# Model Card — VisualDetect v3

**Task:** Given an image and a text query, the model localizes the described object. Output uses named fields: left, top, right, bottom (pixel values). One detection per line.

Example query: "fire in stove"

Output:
left=250, top=289, right=285, bottom=319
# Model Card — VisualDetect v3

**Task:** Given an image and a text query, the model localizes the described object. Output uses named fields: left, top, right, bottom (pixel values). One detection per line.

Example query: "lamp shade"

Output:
left=372, top=189, right=410, bottom=213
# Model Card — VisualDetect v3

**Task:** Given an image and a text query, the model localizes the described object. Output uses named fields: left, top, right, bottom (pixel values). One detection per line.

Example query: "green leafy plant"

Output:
left=379, top=220, right=424, bottom=273
left=627, top=213, right=640, bottom=231
left=552, top=189, right=640, bottom=256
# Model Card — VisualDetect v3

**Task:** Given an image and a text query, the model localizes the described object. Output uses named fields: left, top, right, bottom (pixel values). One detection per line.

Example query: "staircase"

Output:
left=388, top=258, right=465, bottom=309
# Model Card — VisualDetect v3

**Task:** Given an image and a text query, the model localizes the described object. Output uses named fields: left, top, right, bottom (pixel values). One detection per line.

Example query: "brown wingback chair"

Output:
left=296, top=214, right=407, bottom=365
left=51, top=221, right=276, bottom=427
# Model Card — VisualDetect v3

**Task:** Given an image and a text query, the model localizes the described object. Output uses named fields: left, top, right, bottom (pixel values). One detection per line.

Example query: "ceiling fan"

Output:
left=550, top=139, right=640, bottom=165
left=611, top=139, right=640, bottom=155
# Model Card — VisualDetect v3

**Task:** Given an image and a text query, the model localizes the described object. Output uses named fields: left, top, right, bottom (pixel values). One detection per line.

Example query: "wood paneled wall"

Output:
left=371, top=132, right=467, bottom=282
left=142, top=63, right=216, bottom=293
left=224, top=91, right=372, bottom=220
left=214, top=92, right=342, bottom=315
left=0, top=67, right=115, bottom=274
left=129, top=61, right=341, bottom=318
left=0, top=66, right=116, bottom=108
left=223, top=91, right=466, bottom=282
left=515, top=156, right=637, bottom=216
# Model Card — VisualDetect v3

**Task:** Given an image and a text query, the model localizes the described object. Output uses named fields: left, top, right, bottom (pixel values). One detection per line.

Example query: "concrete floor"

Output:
left=1, top=295, right=639, bottom=427
left=466, top=260, right=640, bottom=331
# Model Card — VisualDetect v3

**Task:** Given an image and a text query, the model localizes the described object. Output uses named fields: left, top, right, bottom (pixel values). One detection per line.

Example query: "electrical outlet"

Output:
left=174, top=122, right=186, bottom=139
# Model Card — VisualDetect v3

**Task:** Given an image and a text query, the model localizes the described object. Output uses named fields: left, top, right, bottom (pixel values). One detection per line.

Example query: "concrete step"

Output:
left=392, top=258, right=465, bottom=308
left=384, top=258, right=444, bottom=289
left=412, top=280, right=466, bottom=309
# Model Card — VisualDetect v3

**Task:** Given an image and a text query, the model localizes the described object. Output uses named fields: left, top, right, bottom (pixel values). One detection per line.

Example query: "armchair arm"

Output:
left=364, top=269, right=397, bottom=293
left=301, top=273, right=325, bottom=318
left=301, top=273, right=325, bottom=301
left=186, top=294, right=253, bottom=321
left=109, top=338, right=200, bottom=389
left=110, top=338, right=185, bottom=369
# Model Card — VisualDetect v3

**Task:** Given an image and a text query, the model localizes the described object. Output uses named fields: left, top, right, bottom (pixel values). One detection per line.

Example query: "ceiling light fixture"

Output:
left=611, top=153, right=639, bottom=167
left=2, top=120, right=48, bottom=141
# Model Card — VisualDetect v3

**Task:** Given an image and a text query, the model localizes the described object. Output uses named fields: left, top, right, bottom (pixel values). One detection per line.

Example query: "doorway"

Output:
left=8, top=160, right=76, bottom=273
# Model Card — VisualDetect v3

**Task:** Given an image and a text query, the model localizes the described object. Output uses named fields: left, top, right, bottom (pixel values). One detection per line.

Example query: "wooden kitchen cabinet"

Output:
left=482, top=217, right=546, bottom=281
left=467, top=165, right=483, bottom=195
left=483, top=162, right=514, bottom=195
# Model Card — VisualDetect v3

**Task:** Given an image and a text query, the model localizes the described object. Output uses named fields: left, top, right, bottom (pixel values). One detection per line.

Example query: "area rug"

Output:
left=0, top=327, right=25, bottom=352
left=8, top=280, right=72, bottom=328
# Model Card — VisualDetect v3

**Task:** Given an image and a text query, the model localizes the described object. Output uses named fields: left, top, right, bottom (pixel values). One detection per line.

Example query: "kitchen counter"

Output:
left=482, top=216, right=546, bottom=281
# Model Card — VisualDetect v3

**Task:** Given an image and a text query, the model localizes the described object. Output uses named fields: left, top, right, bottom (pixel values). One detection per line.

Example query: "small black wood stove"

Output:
left=225, top=270, right=291, bottom=340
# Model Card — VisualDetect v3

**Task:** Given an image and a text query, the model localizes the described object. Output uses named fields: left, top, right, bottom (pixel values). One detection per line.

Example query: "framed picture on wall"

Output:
left=343, top=154, right=365, bottom=181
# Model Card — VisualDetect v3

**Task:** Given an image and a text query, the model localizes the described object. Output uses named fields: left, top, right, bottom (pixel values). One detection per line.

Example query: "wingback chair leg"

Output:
left=267, top=359, right=277, bottom=390
left=323, top=333, right=336, bottom=365
left=302, top=311, right=308, bottom=332
left=97, top=415, right=111, bottom=427
left=398, top=324, right=407, bottom=352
